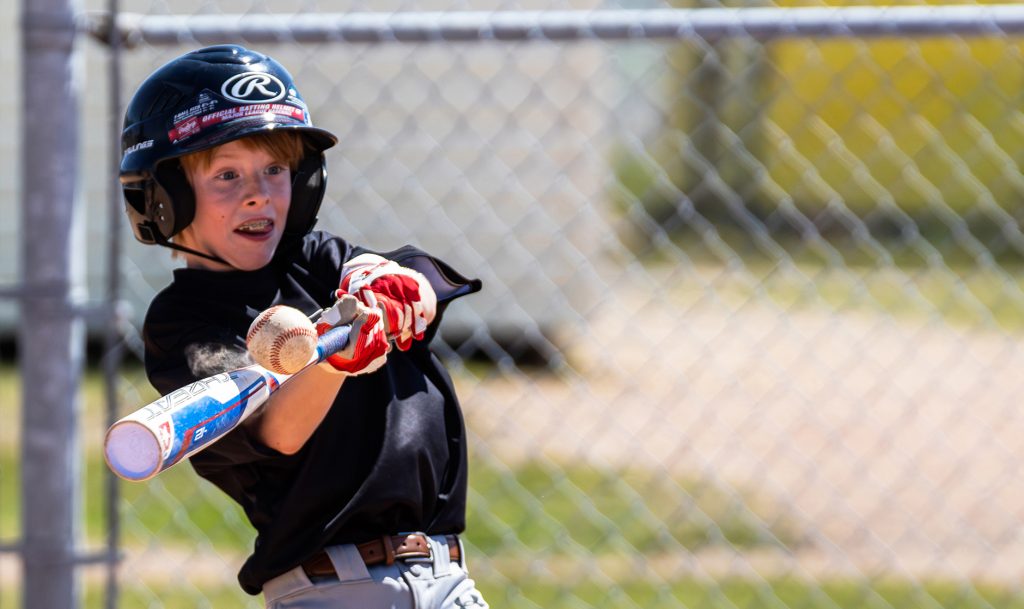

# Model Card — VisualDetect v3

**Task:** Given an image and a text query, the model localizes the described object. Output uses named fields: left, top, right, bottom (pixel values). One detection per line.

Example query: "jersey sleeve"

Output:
left=371, top=245, right=483, bottom=345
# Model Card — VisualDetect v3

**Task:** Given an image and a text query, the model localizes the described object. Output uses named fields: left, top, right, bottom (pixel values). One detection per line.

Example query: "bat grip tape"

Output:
left=315, top=324, right=352, bottom=362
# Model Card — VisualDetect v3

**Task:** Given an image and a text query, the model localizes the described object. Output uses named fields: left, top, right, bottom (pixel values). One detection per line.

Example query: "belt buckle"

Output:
left=396, top=531, right=433, bottom=564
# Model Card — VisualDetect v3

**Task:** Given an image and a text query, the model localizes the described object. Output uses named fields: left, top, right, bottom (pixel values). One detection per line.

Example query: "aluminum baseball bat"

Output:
left=104, top=323, right=352, bottom=482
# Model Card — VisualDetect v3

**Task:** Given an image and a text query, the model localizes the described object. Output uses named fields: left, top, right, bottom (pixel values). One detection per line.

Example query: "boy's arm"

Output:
left=245, top=364, right=347, bottom=455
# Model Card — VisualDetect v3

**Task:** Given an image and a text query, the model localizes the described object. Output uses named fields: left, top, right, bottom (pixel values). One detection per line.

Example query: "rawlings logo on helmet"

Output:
left=221, top=72, right=286, bottom=103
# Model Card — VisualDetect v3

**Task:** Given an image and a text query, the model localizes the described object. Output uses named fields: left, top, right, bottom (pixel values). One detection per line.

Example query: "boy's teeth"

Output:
left=237, top=220, right=271, bottom=233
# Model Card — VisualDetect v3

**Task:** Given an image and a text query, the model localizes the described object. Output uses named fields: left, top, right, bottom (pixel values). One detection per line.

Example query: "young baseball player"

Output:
left=120, top=44, right=488, bottom=608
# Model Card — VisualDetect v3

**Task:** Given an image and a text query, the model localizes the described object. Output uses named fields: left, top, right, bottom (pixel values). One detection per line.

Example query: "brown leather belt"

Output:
left=302, top=534, right=461, bottom=579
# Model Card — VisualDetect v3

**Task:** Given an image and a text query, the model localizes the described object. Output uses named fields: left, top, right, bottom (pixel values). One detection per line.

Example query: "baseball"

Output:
left=246, top=305, right=318, bottom=375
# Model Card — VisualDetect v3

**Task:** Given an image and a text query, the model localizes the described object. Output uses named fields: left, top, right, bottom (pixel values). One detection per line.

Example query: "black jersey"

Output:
left=142, top=231, right=481, bottom=595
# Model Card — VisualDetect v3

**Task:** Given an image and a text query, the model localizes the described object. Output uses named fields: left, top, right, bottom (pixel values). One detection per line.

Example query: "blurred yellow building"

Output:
left=766, top=0, right=1024, bottom=218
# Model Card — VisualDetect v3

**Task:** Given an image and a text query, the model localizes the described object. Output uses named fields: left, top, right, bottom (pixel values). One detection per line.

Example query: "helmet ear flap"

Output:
left=285, top=151, right=328, bottom=237
left=123, top=182, right=147, bottom=217
left=123, top=181, right=158, bottom=245
left=152, top=160, right=196, bottom=239
left=123, top=178, right=186, bottom=245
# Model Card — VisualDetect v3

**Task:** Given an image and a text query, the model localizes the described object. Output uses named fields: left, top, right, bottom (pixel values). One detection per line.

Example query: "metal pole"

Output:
left=89, top=6, right=1024, bottom=45
left=19, top=0, right=83, bottom=607
left=102, top=0, right=124, bottom=606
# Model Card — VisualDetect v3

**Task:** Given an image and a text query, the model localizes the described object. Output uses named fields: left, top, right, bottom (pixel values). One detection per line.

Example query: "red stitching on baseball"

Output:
left=247, top=305, right=282, bottom=343
left=270, top=325, right=317, bottom=373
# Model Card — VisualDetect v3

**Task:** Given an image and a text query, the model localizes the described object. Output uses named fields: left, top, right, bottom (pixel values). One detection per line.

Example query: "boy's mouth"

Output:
left=235, top=219, right=274, bottom=235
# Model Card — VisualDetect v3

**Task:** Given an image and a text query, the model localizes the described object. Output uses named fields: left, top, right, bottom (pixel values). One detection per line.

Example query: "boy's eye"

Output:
left=266, top=165, right=287, bottom=176
left=216, top=170, right=238, bottom=180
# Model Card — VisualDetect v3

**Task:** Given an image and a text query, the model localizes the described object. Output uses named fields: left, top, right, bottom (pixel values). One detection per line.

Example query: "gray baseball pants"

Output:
left=263, top=535, right=489, bottom=609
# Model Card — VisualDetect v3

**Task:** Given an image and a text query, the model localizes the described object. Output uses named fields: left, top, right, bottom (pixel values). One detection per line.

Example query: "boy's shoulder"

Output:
left=365, top=244, right=484, bottom=304
left=300, top=232, right=455, bottom=270
left=302, top=234, right=483, bottom=307
left=294, top=230, right=355, bottom=272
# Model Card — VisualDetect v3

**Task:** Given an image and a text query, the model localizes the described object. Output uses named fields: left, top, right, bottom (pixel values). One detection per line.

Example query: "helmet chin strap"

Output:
left=152, top=231, right=233, bottom=268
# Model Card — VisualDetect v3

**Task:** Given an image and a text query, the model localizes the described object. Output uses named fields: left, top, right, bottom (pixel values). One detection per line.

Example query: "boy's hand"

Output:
left=316, top=295, right=389, bottom=376
left=338, top=254, right=437, bottom=351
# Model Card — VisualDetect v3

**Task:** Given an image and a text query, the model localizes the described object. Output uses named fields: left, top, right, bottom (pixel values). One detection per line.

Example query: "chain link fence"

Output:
left=6, top=1, right=1024, bottom=607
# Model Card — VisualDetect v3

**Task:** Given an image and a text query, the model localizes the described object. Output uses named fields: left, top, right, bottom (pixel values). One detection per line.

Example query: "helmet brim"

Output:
left=174, top=115, right=337, bottom=157
left=121, top=113, right=337, bottom=183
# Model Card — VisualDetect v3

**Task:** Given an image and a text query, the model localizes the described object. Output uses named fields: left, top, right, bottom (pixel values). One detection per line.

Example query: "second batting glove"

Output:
left=338, top=254, right=438, bottom=351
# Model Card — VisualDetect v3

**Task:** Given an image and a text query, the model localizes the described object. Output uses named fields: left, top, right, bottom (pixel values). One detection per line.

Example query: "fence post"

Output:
left=102, top=1, right=124, bottom=607
left=19, top=0, right=83, bottom=607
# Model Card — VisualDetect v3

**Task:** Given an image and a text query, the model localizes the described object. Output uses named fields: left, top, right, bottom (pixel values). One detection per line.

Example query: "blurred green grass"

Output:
left=0, top=439, right=801, bottom=556
left=3, top=571, right=1023, bottom=609
left=1, top=365, right=1023, bottom=606
left=2, top=364, right=1023, bottom=608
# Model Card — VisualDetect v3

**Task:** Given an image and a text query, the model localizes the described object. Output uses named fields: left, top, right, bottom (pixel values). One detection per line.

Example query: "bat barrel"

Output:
left=104, top=367, right=277, bottom=482
left=104, top=323, right=351, bottom=482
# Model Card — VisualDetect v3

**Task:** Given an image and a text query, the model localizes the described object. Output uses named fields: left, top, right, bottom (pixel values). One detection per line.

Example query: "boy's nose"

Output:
left=243, top=175, right=272, bottom=206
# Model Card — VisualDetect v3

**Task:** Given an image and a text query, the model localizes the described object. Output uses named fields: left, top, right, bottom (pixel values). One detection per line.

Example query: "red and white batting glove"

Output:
left=337, top=253, right=437, bottom=351
left=315, top=294, right=390, bottom=376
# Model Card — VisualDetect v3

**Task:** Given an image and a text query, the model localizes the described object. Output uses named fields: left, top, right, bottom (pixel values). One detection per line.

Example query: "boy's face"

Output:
left=177, top=140, right=292, bottom=271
